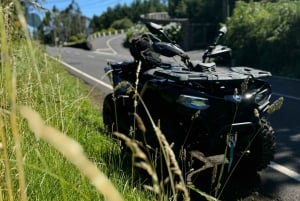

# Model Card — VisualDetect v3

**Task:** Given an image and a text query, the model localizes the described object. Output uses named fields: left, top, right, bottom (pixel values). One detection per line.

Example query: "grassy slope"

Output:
left=0, top=41, right=153, bottom=200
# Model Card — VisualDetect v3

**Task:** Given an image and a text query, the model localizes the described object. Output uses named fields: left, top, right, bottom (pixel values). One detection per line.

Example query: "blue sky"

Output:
left=41, top=0, right=135, bottom=18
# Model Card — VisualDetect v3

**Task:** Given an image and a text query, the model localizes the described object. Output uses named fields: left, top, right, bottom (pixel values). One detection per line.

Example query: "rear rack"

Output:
left=145, top=66, right=271, bottom=81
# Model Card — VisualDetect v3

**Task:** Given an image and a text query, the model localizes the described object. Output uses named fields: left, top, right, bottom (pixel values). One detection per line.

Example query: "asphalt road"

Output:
left=46, top=34, right=300, bottom=201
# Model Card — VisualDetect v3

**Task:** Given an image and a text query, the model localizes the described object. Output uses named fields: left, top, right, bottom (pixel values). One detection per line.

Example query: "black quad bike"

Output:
left=102, top=22, right=277, bottom=182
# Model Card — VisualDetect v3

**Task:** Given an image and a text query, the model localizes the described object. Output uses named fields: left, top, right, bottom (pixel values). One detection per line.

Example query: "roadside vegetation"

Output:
left=0, top=2, right=153, bottom=201
left=225, top=0, right=300, bottom=78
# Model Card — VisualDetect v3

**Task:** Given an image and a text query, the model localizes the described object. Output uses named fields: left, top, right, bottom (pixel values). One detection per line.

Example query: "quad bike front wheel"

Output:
left=237, top=118, right=276, bottom=173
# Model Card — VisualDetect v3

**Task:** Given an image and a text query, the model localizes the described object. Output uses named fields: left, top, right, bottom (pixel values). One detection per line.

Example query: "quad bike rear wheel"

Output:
left=103, top=93, right=134, bottom=135
left=103, top=93, right=117, bottom=134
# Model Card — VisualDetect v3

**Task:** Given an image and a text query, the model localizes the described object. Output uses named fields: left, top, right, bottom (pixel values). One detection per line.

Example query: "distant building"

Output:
left=140, top=12, right=170, bottom=20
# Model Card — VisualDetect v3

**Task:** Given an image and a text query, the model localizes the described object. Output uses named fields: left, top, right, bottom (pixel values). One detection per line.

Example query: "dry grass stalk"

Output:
left=123, top=89, right=190, bottom=200
left=113, top=132, right=161, bottom=195
left=241, top=76, right=250, bottom=95
left=134, top=61, right=142, bottom=109
left=133, top=113, right=146, bottom=134
left=154, top=126, right=190, bottom=201
left=1, top=3, right=27, bottom=201
left=0, top=114, right=14, bottom=201
left=13, top=0, right=50, bottom=117
left=186, top=151, right=225, bottom=185
left=188, top=185, right=219, bottom=201
left=267, top=97, right=284, bottom=114
left=20, top=106, right=124, bottom=201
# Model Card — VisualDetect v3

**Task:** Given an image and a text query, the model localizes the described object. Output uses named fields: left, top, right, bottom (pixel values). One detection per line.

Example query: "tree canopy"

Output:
left=89, top=0, right=167, bottom=32
left=36, top=0, right=87, bottom=44
left=225, top=0, right=300, bottom=77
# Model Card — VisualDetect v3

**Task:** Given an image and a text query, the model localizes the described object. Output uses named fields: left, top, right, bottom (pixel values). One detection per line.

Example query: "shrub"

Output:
left=163, top=22, right=183, bottom=43
left=111, top=17, right=133, bottom=30
left=225, top=1, right=300, bottom=78
left=69, top=35, right=78, bottom=42
left=69, top=33, right=86, bottom=43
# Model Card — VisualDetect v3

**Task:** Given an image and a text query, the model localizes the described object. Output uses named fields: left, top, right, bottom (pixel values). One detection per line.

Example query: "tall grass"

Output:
left=0, top=2, right=153, bottom=201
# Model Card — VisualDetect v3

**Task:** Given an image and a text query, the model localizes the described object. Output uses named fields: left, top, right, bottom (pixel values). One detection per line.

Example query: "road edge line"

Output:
left=47, top=55, right=113, bottom=91
left=273, top=93, right=300, bottom=101
left=269, top=161, right=300, bottom=182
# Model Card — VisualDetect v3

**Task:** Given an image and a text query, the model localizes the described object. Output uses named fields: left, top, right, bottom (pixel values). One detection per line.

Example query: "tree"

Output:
left=37, top=0, right=87, bottom=44
left=60, top=0, right=86, bottom=41
left=168, top=0, right=188, bottom=18
left=190, top=0, right=224, bottom=23
left=168, top=0, right=236, bottom=23
left=89, top=0, right=167, bottom=31
left=36, top=9, right=53, bottom=44
left=89, top=15, right=101, bottom=33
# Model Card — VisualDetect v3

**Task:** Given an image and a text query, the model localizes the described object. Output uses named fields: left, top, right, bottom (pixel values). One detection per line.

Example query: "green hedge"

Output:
left=225, top=1, right=300, bottom=78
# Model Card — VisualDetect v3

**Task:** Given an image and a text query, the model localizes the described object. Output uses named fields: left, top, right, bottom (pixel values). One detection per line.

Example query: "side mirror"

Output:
left=145, top=22, right=164, bottom=36
left=145, top=21, right=173, bottom=43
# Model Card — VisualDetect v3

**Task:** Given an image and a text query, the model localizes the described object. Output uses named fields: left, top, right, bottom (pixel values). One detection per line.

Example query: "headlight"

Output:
left=224, top=94, right=242, bottom=103
left=177, top=95, right=210, bottom=110
left=255, top=88, right=271, bottom=105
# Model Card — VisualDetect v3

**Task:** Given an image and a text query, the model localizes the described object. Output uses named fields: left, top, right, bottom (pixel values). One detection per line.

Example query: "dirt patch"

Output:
left=87, top=87, right=105, bottom=111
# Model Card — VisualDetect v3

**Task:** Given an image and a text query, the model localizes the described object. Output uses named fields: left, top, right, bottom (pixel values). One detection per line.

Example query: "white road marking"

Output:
left=273, top=92, right=300, bottom=101
left=93, top=50, right=116, bottom=56
left=94, top=35, right=122, bottom=55
left=95, top=48, right=112, bottom=51
left=48, top=54, right=300, bottom=183
left=269, top=75, right=300, bottom=100
left=105, top=35, right=121, bottom=55
left=47, top=55, right=113, bottom=91
left=87, top=54, right=94, bottom=58
left=273, top=75, right=300, bottom=82
left=269, top=162, right=300, bottom=182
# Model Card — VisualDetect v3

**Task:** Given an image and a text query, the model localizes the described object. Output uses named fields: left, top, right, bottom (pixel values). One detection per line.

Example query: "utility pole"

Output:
left=223, top=0, right=230, bottom=21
